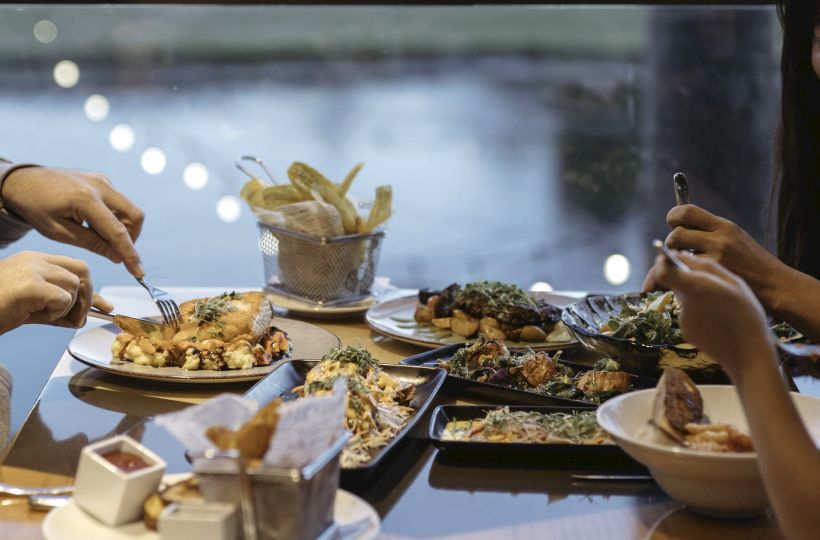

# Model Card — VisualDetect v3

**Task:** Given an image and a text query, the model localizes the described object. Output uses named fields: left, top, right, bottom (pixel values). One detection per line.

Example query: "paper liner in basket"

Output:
left=156, top=380, right=347, bottom=469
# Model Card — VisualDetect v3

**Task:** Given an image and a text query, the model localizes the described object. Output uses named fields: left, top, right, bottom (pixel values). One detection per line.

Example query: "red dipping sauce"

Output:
left=101, top=451, right=152, bottom=473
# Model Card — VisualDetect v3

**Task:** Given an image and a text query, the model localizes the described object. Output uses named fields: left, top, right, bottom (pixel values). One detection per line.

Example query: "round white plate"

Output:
left=365, top=292, right=578, bottom=351
left=67, top=318, right=340, bottom=384
left=43, top=485, right=379, bottom=540
left=266, top=291, right=374, bottom=319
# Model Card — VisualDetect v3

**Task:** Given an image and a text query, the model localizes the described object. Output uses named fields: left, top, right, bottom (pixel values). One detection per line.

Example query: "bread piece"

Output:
left=652, top=367, right=704, bottom=442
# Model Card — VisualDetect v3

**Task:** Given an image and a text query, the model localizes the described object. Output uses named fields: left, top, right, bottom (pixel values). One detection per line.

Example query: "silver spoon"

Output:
left=0, top=483, right=73, bottom=497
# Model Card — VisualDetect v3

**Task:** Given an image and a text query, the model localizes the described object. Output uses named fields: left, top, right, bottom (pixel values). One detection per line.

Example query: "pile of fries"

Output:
left=240, top=161, right=392, bottom=235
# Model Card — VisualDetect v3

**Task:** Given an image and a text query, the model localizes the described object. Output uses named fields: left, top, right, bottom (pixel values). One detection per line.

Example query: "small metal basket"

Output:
left=192, top=432, right=351, bottom=540
left=258, top=223, right=385, bottom=305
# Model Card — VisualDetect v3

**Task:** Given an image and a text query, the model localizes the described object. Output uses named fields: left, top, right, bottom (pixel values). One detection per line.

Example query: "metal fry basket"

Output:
left=193, top=432, right=351, bottom=540
left=258, top=223, right=385, bottom=305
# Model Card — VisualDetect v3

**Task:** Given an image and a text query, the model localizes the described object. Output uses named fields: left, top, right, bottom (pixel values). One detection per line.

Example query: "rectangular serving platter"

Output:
left=429, top=404, right=640, bottom=468
left=243, top=359, right=446, bottom=475
left=400, top=344, right=658, bottom=407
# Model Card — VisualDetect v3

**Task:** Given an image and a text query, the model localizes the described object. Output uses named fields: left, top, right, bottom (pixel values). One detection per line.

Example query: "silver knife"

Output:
left=88, top=307, right=175, bottom=338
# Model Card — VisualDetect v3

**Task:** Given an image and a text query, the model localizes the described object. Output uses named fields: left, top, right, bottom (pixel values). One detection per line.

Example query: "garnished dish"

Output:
left=291, top=346, right=416, bottom=468
left=440, top=335, right=632, bottom=404
left=651, top=367, right=753, bottom=452
left=111, top=291, right=291, bottom=371
left=600, top=291, right=682, bottom=346
left=413, top=281, right=568, bottom=342
left=442, top=406, right=611, bottom=445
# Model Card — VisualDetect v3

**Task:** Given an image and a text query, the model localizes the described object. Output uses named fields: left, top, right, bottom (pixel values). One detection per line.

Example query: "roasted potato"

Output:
left=432, top=317, right=452, bottom=329
left=451, top=315, right=479, bottom=338
left=519, top=325, right=548, bottom=342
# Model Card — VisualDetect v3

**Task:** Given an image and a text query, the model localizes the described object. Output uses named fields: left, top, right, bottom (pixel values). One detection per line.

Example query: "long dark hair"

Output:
left=774, top=1, right=820, bottom=278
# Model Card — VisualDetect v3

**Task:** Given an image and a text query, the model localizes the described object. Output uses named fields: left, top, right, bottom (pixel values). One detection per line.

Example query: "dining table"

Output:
left=1, top=285, right=812, bottom=540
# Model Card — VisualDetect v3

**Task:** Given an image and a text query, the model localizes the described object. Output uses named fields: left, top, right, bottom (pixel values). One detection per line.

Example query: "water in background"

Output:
left=0, top=5, right=778, bottom=431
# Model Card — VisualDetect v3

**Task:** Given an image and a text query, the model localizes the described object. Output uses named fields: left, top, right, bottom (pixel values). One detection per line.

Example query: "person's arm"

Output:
left=0, top=158, right=38, bottom=248
left=730, top=339, right=820, bottom=540
left=643, top=204, right=820, bottom=341
left=653, top=252, right=820, bottom=540
left=0, top=162, right=145, bottom=277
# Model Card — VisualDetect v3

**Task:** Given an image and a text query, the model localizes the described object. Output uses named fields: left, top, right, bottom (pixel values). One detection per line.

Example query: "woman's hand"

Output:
left=0, top=251, right=110, bottom=334
left=648, top=250, right=775, bottom=377
left=2, top=167, right=145, bottom=277
left=642, top=205, right=789, bottom=311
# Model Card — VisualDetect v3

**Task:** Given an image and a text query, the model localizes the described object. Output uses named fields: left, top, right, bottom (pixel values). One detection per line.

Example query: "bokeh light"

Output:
left=109, top=124, right=135, bottom=152
left=183, top=163, right=209, bottom=190
left=33, top=20, right=57, bottom=44
left=216, top=196, right=241, bottom=223
left=84, top=94, right=109, bottom=122
left=53, top=60, right=79, bottom=88
left=529, top=281, right=554, bottom=292
left=141, top=148, right=166, bottom=175
left=604, top=254, right=631, bottom=285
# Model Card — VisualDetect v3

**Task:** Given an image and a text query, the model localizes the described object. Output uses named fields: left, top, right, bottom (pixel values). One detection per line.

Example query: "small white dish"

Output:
left=158, top=502, right=237, bottom=540
left=43, top=482, right=380, bottom=540
left=74, top=435, right=166, bottom=527
left=597, top=386, right=820, bottom=517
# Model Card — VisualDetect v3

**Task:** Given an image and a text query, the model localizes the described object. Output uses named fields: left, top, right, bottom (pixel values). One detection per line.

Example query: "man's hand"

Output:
left=2, top=167, right=145, bottom=277
left=0, top=251, right=107, bottom=334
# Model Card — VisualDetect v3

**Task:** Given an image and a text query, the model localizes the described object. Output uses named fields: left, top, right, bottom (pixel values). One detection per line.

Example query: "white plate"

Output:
left=266, top=290, right=375, bottom=319
left=365, top=292, right=578, bottom=351
left=67, top=318, right=340, bottom=384
left=43, top=482, right=379, bottom=540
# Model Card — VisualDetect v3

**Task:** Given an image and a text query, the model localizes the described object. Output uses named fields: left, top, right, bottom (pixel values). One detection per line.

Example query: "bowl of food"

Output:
left=561, top=291, right=723, bottom=381
left=597, top=368, right=820, bottom=517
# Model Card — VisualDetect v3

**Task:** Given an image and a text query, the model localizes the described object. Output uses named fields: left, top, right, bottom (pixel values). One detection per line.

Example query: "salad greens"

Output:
left=600, top=291, right=683, bottom=346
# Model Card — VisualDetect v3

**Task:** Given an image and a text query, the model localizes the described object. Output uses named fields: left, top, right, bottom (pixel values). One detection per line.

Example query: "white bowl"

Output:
left=74, top=435, right=166, bottom=526
left=597, top=385, right=820, bottom=517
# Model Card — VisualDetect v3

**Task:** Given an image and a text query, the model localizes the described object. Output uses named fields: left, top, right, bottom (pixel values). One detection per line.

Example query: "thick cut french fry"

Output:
left=338, top=162, right=363, bottom=198
left=240, top=178, right=266, bottom=203
left=362, top=185, right=392, bottom=233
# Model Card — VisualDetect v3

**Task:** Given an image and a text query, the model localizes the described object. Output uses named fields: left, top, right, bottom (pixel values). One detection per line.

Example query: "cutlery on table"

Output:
left=0, top=483, right=73, bottom=497
left=571, top=474, right=654, bottom=482
left=136, top=277, right=182, bottom=328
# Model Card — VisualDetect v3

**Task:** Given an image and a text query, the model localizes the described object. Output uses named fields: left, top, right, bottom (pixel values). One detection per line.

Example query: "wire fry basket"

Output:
left=192, top=432, right=350, bottom=540
left=258, top=224, right=385, bottom=305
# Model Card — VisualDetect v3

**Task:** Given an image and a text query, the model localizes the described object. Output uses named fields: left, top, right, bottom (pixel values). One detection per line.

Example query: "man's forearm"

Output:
left=0, top=158, right=35, bottom=248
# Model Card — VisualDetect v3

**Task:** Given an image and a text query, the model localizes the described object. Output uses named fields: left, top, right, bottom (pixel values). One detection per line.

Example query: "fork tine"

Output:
left=161, top=299, right=181, bottom=327
left=157, top=301, right=173, bottom=327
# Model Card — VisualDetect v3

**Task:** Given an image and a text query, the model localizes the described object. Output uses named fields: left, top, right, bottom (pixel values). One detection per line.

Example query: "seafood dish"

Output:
left=441, top=406, right=611, bottom=445
left=652, top=367, right=753, bottom=452
left=413, top=281, right=568, bottom=342
left=292, top=346, right=416, bottom=468
left=440, top=335, right=633, bottom=404
left=112, top=291, right=290, bottom=370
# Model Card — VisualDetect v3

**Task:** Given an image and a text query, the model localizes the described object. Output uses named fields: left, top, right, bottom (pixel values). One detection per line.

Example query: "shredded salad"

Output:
left=442, top=406, right=611, bottom=445
left=292, top=346, right=416, bottom=468
left=600, top=291, right=683, bottom=346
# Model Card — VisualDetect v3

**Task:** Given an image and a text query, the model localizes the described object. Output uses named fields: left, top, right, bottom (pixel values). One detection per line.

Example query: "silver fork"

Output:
left=136, top=277, right=181, bottom=328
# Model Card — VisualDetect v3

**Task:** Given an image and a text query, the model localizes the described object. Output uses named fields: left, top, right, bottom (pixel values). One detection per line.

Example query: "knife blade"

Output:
left=88, top=307, right=176, bottom=339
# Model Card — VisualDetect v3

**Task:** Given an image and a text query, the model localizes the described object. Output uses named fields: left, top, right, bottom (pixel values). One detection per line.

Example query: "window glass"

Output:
left=0, top=5, right=778, bottom=292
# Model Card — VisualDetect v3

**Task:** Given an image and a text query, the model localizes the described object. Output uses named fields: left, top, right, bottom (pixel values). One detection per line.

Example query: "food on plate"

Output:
left=111, top=291, right=291, bottom=371
left=291, top=346, right=416, bottom=468
left=143, top=476, right=202, bottom=531
left=413, top=281, right=566, bottom=342
left=600, top=291, right=683, bottom=346
left=651, top=367, right=753, bottom=452
left=240, top=160, right=392, bottom=235
left=441, top=335, right=632, bottom=403
left=442, top=406, right=612, bottom=445
left=206, top=398, right=282, bottom=460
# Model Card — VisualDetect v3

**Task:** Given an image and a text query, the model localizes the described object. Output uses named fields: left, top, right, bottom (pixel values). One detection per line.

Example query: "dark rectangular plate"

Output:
left=429, top=404, right=641, bottom=468
left=242, top=360, right=446, bottom=474
left=400, top=344, right=657, bottom=407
